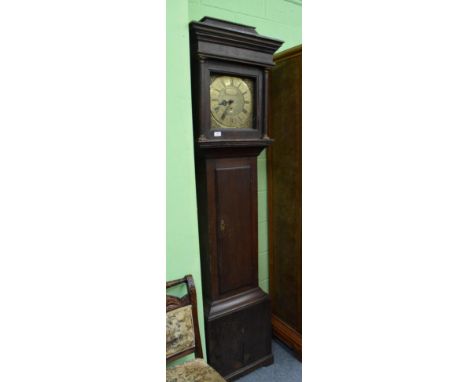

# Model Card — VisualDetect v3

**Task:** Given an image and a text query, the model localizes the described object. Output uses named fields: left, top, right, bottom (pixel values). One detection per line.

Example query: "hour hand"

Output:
left=218, top=99, right=234, bottom=106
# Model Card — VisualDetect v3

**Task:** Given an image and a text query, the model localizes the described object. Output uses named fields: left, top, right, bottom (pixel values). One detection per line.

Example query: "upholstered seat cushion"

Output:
left=166, top=305, right=196, bottom=358
left=166, top=358, right=225, bottom=382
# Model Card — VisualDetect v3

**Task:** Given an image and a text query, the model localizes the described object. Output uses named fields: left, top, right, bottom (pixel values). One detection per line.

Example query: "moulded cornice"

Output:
left=189, top=17, right=283, bottom=67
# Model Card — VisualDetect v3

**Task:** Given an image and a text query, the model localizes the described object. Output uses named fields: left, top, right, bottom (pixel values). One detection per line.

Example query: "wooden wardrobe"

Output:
left=267, top=45, right=302, bottom=358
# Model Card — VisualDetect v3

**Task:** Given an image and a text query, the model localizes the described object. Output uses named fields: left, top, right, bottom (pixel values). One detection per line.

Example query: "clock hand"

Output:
left=220, top=99, right=234, bottom=120
left=221, top=106, right=229, bottom=120
left=218, top=99, right=234, bottom=106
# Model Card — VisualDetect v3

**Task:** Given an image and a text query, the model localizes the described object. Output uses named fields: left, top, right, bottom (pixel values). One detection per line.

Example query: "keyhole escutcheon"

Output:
left=220, top=219, right=226, bottom=232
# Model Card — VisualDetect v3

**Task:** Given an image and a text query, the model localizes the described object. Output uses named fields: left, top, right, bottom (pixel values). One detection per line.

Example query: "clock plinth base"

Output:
left=224, top=354, right=273, bottom=381
left=204, top=288, right=273, bottom=380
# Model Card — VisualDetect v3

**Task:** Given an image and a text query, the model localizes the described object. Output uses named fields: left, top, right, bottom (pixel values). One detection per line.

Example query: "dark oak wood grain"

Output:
left=215, top=164, right=255, bottom=295
left=267, top=45, right=302, bottom=359
left=206, top=297, right=272, bottom=380
left=271, top=315, right=302, bottom=361
left=189, top=17, right=283, bottom=380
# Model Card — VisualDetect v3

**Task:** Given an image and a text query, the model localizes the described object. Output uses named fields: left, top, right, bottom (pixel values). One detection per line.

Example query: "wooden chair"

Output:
left=166, top=275, right=226, bottom=382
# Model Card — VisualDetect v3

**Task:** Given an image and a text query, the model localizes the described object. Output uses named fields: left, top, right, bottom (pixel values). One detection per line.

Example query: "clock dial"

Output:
left=210, top=75, right=254, bottom=129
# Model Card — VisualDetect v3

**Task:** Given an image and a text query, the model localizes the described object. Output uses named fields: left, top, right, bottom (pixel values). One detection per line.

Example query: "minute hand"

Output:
left=220, top=100, right=234, bottom=120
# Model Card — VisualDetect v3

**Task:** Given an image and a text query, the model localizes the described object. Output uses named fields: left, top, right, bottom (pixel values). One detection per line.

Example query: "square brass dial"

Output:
left=210, top=74, right=254, bottom=129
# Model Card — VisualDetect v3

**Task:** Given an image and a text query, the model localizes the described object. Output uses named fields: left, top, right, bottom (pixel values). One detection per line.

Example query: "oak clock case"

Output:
left=189, top=17, right=283, bottom=381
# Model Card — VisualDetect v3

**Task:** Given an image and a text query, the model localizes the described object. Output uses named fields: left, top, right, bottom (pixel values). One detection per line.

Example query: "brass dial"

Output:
left=210, top=75, right=253, bottom=129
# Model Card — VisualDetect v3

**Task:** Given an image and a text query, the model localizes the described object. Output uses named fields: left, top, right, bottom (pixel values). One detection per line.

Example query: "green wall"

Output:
left=167, top=0, right=301, bottom=360
left=166, top=0, right=206, bottom=361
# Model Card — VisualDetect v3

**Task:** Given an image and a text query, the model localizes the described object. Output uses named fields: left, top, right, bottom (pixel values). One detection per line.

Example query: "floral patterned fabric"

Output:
left=166, top=359, right=226, bottom=382
left=166, top=305, right=195, bottom=358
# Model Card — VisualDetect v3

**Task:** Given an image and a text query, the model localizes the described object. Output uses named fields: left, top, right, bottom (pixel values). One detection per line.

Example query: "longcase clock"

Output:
left=189, top=17, right=283, bottom=380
